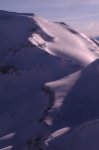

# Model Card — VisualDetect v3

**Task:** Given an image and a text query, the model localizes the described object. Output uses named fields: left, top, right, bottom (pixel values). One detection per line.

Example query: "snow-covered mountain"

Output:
left=90, top=36, right=99, bottom=47
left=0, top=10, right=99, bottom=150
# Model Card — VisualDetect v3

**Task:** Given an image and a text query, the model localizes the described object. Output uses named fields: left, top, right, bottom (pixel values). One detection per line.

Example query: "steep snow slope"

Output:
left=44, top=59, right=99, bottom=150
left=45, top=119, right=99, bottom=150
left=0, top=10, right=99, bottom=150
left=29, top=16, right=99, bottom=66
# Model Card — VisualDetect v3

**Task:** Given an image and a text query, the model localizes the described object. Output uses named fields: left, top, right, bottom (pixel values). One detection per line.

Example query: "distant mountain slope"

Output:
left=0, top=10, right=99, bottom=150
left=90, top=36, right=99, bottom=47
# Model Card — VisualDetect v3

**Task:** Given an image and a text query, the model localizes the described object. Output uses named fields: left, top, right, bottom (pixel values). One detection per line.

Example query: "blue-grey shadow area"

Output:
left=0, top=10, right=81, bottom=149
left=59, top=59, right=99, bottom=126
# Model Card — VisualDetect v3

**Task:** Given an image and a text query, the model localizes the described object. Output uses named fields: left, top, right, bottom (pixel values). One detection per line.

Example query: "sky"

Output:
left=0, top=0, right=99, bottom=36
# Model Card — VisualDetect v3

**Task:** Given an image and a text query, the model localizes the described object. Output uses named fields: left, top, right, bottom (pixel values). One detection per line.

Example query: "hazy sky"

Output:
left=0, top=0, right=99, bottom=35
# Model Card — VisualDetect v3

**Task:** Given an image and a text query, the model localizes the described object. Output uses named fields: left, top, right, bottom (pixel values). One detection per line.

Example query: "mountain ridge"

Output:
left=0, top=10, right=99, bottom=150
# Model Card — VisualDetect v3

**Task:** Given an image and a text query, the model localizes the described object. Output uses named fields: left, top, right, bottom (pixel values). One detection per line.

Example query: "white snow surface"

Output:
left=29, top=16, right=99, bottom=66
left=0, top=10, right=99, bottom=150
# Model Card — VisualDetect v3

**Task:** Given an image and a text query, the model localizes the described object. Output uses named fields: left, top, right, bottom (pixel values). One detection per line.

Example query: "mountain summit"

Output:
left=0, top=11, right=99, bottom=150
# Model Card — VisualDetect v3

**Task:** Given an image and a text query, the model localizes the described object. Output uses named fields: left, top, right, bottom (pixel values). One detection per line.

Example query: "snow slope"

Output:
left=45, top=119, right=99, bottom=150
left=29, top=16, right=99, bottom=66
left=44, top=59, right=99, bottom=150
left=0, top=10, right=99, bottom=150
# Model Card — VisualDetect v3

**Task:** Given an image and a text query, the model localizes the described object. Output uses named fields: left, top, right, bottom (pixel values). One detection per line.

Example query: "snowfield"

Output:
left=0, top=10, right=99, bottom=150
